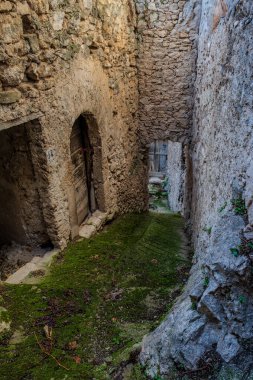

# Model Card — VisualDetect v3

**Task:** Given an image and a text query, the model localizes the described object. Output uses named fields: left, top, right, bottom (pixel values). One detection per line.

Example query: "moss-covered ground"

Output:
left=0, top=212, right=190, bottom=380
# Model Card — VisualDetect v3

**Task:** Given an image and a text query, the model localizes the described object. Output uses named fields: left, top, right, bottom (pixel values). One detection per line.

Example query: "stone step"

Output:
left=4, top=249, right=59, bottom=285
left=79, top=211, right=109, bottom=239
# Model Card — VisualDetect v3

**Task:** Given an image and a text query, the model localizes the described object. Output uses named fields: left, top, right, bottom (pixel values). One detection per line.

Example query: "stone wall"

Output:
left=190, top=0, right=253, bottom=368
left=0, top=0, right=148, bottom=248
left=141, top=0, right=253, bottom=377
left=135, top=0, right=200, bottom=143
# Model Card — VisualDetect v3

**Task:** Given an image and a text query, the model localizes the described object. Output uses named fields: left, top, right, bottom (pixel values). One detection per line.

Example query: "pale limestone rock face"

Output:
left=140, top=0, right=253, bottom=377
left=245, top=162, right=253, bottom=226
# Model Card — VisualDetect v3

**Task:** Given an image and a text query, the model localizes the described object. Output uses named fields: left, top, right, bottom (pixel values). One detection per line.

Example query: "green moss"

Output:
left=0, top=213, right=190, bottom=380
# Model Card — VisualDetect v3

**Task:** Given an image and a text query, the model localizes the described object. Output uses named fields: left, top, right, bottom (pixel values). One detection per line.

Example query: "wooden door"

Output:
left=70, top=120, right=89, bottom=225
left=149, top=140, right=168, bottom=175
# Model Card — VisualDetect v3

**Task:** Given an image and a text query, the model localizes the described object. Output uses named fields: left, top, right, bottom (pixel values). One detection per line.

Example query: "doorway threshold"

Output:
left=3, top=211, right=111, bottom=285
left=4, top=248, right=60, bottom=285
left=79, top=210, right=111, bottom=239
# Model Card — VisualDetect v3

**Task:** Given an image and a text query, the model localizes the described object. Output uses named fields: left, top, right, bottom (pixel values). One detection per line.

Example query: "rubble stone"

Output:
left=0, top=90, right=22, bottom=104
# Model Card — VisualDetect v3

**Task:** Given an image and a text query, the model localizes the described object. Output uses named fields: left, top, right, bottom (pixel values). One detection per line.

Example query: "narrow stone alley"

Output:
left=1, top=0, right=253, bottom=379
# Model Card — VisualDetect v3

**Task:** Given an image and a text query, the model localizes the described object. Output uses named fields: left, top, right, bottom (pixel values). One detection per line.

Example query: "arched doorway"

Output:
left=70, top=114, right=104, bottom=227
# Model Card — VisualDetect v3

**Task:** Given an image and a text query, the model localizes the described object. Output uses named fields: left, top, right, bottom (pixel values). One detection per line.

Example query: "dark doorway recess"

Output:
left=0, top=122, right=50, bottom=246
left=70, top=114, right=104, bottom=226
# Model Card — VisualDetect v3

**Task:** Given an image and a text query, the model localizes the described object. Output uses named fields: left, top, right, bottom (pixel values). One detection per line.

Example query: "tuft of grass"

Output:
left=230, top=247, right=240, bottom=257
left=0, top=213, right=190, bottom=380
left=203, top=277, right=209, bottom=288
left=231, top=196, right=247, bottom=216
left=203, top=226, right=212, bottom=235
left=239, top=295, right=247, bottom=305
left=218, top=202, right=228, bottom=213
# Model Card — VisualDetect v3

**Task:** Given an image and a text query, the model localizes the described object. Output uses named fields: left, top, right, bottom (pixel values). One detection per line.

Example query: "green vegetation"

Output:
left=239, top=295, right=247, bottom=305
left=218, top=202, right=228, bottom=213
left=230, top=247, right=240, bottom=257
left=148, top=179, right=170, bottom=213
left=230, top=239, right=253, bottom=258
left=0, top=213, right=190, bottom=380
left=203, top=277, right=209, bottom=288
left=231, top=196, right=247, bottom=216
left=202, top=226, right=212, bottom=235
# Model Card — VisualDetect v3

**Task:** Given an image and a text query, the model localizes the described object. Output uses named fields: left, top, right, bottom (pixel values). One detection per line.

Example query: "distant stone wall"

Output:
left=0, top=0, right=148, bottom=248
left=136, top=0, right=200, bottom=143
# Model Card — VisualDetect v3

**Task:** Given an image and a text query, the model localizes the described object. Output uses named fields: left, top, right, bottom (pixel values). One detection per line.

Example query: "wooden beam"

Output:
left=0, top=112, right=43, bottom=131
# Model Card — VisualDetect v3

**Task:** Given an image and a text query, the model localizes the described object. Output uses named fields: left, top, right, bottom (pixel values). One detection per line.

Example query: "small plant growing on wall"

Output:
left=203, top=226, right=212, bottom=235
left=154, top=373, right=165, bottom=380
left=231, top=195, right=247, bottom=216
left=203, top=277, right=209, bottom=288
left=229, top=238, right=253, bottom=258
left=230, top=247, right=239, bottom=257
left=238, top=238, right=253, bottom=256
left=239, top=295, right=247, bottom=305
left=218, top=201, right=227, bottom=213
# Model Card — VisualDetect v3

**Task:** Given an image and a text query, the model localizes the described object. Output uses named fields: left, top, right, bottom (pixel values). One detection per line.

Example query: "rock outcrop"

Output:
left=141, top=0, right=253, bottom=377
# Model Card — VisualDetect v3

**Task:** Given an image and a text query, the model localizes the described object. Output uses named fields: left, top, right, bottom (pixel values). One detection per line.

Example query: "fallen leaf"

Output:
left=43, top=325, right=53, bottom=340
left=68, top=341, right=78, bottom=350
left=73, top=355, right=81, bottom=364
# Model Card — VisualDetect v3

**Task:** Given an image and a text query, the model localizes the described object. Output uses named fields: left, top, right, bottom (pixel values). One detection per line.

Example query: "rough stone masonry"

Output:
left=136, top=0, right=201, bottom=217
left=136, top=0, right=200, bottom=143
left=0, top=0, right=148, bottom=249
